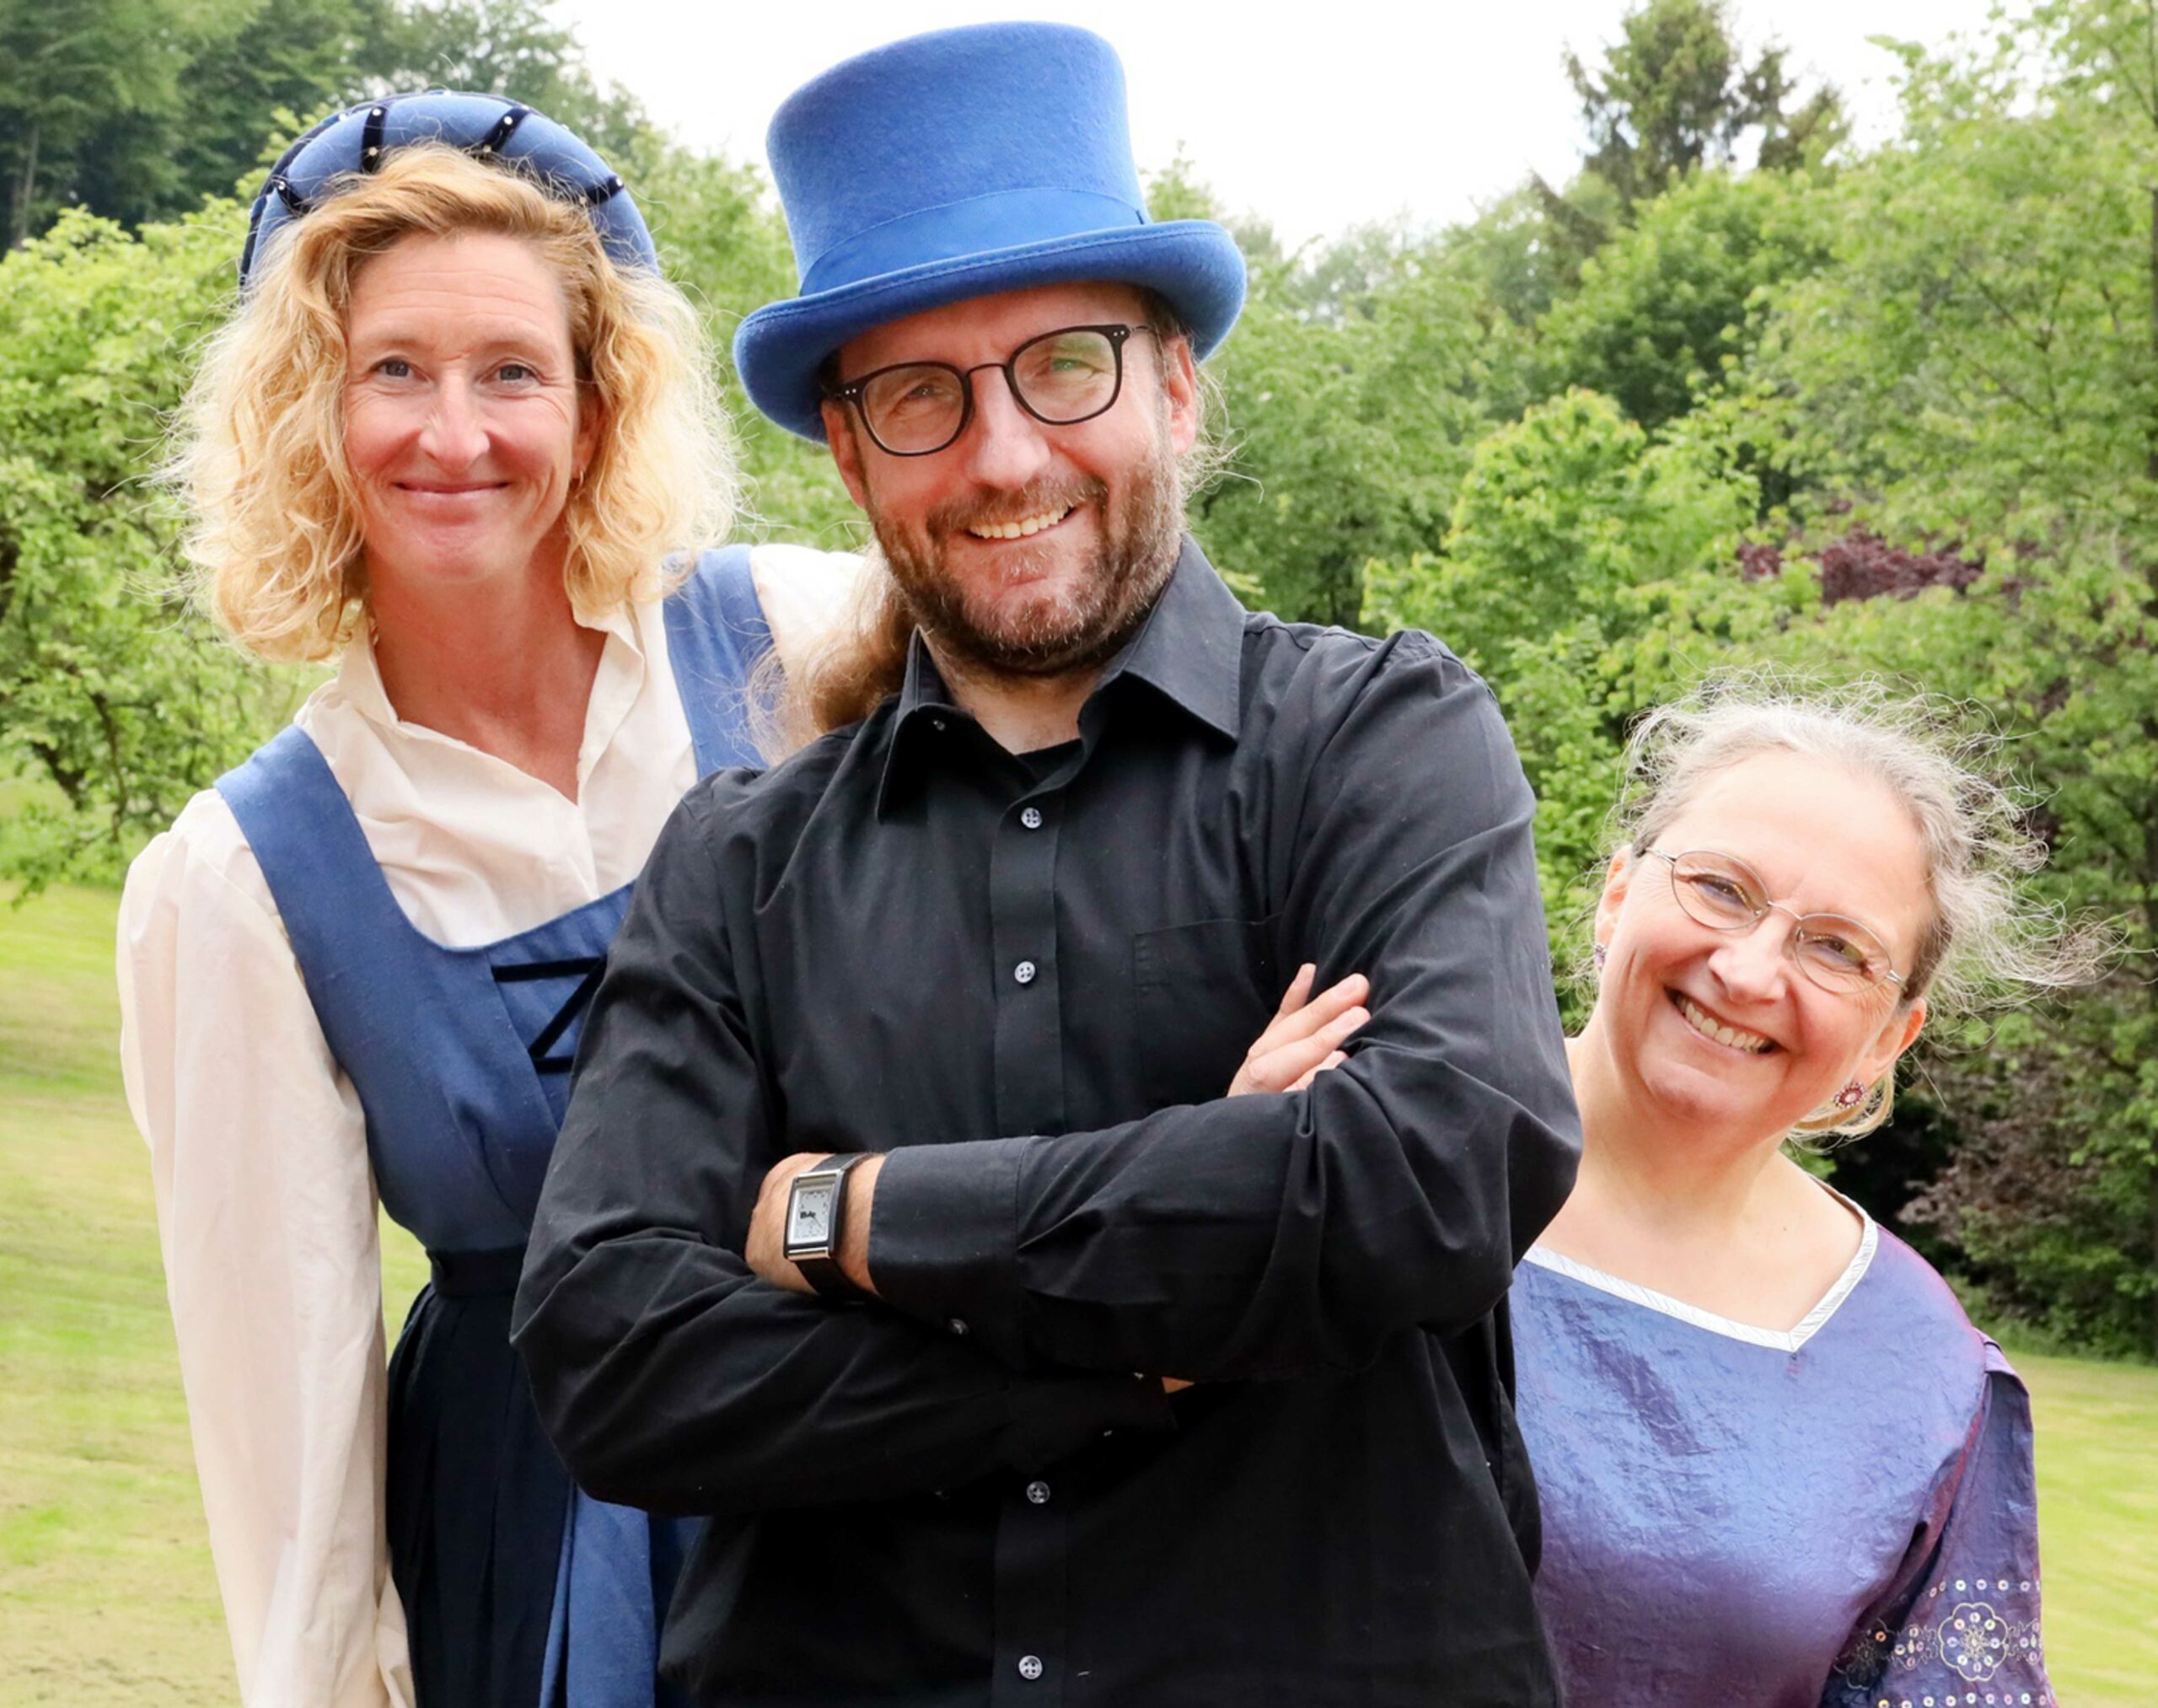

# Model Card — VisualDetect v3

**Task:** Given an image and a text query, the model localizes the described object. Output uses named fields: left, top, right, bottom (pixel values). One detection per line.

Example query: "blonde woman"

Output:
left=119, top=96, right=851, bottom=1708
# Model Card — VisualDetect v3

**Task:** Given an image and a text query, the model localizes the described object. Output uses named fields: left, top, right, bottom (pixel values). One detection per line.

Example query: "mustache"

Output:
left=927, top=478, right=1106, bottom=537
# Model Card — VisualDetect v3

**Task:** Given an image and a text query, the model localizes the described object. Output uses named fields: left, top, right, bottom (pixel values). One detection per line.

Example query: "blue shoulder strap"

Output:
left=217, top=725, right=415, bottom=971
left=663, top=545, right=772, bottom=776
left=213, top=727, right=447, bottom=1164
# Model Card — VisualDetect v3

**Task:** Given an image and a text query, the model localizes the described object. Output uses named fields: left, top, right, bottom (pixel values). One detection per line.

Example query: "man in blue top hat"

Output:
left=518, top=22, right=1581, bottom=1705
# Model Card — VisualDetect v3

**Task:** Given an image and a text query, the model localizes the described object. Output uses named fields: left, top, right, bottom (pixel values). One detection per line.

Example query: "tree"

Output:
left=0, top=201, right=287, bottom=889
left=1674, top=0, right=2158, bottom=1351
left=0, top=0, right=647, bottom=251
left=1151, top=159, right=1533, bottom=626
left=1536, top=168, right=1833, bottom=433
left=0, top=0, right=179, bottom=247
left=355, top=0, right=654, bottom=172
left=77, top=0, right=393, bottom=231
left=1361, top=390, right=1770, bottom=1004
left=1193, top=256, right=1522, bottom=627
left=633, top=144, right=856, bottom=545
left=1564, top=0, right=1845, bottom=210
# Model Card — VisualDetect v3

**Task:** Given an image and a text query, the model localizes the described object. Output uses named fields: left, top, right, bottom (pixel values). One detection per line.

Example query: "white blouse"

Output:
left=115, top=545, right=858, bottom=1708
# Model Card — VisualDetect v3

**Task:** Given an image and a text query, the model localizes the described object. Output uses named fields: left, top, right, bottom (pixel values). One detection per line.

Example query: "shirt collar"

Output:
left=330, top=598, right=647, bottom=737
left=876, top=535, right=1245, bottom=816
left=1096, top=535, right=1245, bottom=741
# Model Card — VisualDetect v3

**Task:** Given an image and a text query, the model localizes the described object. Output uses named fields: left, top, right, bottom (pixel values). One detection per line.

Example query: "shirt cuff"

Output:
left=869, top=1136, right=1028, bottom=1364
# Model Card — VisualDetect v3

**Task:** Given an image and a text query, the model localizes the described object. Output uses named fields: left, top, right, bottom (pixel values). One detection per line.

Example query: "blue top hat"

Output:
left=734, top=23, right=1248, bottom=442
left=240, top=91, right=657, bottom=287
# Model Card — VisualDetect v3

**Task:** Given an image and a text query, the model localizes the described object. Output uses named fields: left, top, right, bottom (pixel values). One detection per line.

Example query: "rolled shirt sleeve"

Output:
left=868, top=633, right=1581, bottom=1380
left=117, top=804, right=414, bottom=1708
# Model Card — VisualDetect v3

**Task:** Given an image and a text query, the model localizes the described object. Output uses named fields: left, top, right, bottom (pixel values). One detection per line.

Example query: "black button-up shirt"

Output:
left=516, top=540, right=1581, bottom=1707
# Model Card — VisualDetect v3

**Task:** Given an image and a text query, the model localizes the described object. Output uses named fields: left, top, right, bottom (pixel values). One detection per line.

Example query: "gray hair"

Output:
left=1614, top=675, right=2104, bottom=1023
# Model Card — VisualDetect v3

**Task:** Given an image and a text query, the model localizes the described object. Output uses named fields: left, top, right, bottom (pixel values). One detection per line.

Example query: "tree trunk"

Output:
left=2148, top=186, right=2158, bottom=480
left=9, top=121, right=37, bottom=250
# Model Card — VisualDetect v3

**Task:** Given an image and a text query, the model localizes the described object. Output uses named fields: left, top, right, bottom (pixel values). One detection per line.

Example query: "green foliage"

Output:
left=0, top=0, right=191, bottom=245
left=0, top=0, right=649, bottom=250
left=1362, top=389, right=1772, bottom=1019
left=0, top=201, right=291, bottom=889
left=635, top=146, right=857, bottom=547
left=1711, top=0, right=2158, bottom=1351
left=2, top=0, right=2154, bottom=1351
left=1564, top=0, right=1845, bottom=210
left=1538, top=169, right=1833, bottom=432
left=1157, top=164, right=1532, bottom=626
left=1196, top=262, right=1517, bottom=626
left=81, top=0, right=392, bottom=231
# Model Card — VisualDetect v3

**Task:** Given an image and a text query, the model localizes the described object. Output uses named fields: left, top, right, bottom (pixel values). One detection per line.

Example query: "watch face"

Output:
left=787, top=1179, right=837, bottom=1254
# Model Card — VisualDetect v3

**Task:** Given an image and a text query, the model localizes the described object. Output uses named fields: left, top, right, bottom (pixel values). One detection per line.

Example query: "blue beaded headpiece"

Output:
left=240, top=90, right=656, bottom=287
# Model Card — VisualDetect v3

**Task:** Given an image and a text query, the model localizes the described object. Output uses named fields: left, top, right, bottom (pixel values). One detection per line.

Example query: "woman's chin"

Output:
left=368, top=542, right=540, bottom=602
left=1629, top=1056, right=1796, bottom=1146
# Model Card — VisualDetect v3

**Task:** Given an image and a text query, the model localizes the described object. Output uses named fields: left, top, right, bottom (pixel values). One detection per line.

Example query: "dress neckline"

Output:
left=1522, top=1183, right=1878, bottom=1354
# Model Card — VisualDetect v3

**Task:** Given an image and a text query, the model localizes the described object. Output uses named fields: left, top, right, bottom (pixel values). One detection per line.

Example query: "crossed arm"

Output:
left=743, top=962, right=1372, bottom=1307
left=513, top=644, right=1579, bottom=1514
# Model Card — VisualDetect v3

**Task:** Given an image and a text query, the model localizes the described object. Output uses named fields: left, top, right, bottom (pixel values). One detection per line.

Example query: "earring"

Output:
left=1832, top=1081, right=1866, bottom=1110
left=1592, top=943, right=1608, bottom=970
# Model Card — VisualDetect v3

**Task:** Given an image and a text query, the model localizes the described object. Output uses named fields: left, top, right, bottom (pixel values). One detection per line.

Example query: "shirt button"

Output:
left=1017, top=1655, right=1044, bottom=1681
left=947, top=1317, right=969, bottom=1337
left=1013, top=959, right=1037, bottom=986
left=1025, top=1480, right=1051, bottom=1505
left=1019, top=805, right=1044, bottom=830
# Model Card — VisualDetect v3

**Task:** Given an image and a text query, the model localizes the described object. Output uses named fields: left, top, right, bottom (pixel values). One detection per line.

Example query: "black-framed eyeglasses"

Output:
left=1645, top=848, right=1908, bottom=996
left=822, top=323, right=1158, bottom=456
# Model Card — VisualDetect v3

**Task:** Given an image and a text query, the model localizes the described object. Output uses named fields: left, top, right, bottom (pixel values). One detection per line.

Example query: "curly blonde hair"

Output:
left=169, top=145, right=735, bottom=662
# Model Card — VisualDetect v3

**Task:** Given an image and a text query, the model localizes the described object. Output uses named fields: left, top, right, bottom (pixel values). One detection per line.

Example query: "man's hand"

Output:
left=744, top=965, right=1361, bottom=1329
left=748, top=1152, right=888, bottom=1296
left=1227, top=964, right=1369, bottom=1097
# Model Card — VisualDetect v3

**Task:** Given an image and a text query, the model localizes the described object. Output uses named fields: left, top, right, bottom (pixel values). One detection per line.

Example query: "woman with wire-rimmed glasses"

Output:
left=1508, top=684, right=2087, bottom=1708
left=1238, top=679, right=2090, bottom=1707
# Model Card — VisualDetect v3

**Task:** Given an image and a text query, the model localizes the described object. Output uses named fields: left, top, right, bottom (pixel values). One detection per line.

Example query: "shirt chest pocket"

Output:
left=1131, top=916, right=1280, bottom=1110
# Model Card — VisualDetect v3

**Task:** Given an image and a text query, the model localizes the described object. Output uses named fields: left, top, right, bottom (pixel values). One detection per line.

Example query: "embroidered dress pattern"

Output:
left=1838, top=1572, right=2051, bottom=1705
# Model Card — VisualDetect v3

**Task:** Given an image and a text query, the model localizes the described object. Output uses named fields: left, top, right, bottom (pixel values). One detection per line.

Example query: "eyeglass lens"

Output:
left=1666, top=851, right=1893, bottom=991
left=855, top=326, right=1125, bottom=454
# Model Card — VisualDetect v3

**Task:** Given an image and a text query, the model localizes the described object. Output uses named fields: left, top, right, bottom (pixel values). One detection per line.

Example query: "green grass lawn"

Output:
left=2, top=884, right=2153, bottom=1703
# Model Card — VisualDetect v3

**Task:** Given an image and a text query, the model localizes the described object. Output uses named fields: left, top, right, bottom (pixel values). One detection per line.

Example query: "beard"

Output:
left=864, top=422, right=1184, bottom=681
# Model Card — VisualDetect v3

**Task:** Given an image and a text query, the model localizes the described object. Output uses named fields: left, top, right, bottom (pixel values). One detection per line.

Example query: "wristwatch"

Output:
left=782, top=1153, right=871, bottom=1298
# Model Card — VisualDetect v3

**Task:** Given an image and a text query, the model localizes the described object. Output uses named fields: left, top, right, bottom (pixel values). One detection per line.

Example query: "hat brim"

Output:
left=733, top=220, right=1246, bottom=442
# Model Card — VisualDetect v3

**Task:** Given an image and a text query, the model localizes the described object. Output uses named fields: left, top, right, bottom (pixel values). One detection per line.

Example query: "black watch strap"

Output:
left=788, top=1152, right=869, bottom=1299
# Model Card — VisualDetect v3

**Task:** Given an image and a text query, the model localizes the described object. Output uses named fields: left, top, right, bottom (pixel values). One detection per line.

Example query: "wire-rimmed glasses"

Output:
left=1645, top=848, right=1907, bottom=996
left=822, top=323, right=1157, bottom=456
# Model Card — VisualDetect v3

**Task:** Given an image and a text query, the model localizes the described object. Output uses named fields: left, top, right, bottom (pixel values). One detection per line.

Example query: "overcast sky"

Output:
left=556, top=1, right=1989, bottom=250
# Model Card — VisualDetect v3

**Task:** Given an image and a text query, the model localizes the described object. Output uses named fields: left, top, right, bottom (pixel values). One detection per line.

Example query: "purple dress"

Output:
left=1512, top=1204, right=2055, bottom=1708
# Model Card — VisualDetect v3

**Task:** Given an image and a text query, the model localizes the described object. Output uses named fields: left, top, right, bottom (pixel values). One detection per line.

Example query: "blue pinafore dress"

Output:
left=215, top=548, right=770, bottom=1708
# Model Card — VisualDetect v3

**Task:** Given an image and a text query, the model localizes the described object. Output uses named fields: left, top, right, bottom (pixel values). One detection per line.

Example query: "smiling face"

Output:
left=1587, top=749, right=1931, bottom=1147
left=342, top=231, right=597, bottom=605
left=821, top=280, right=1199, bottom=679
